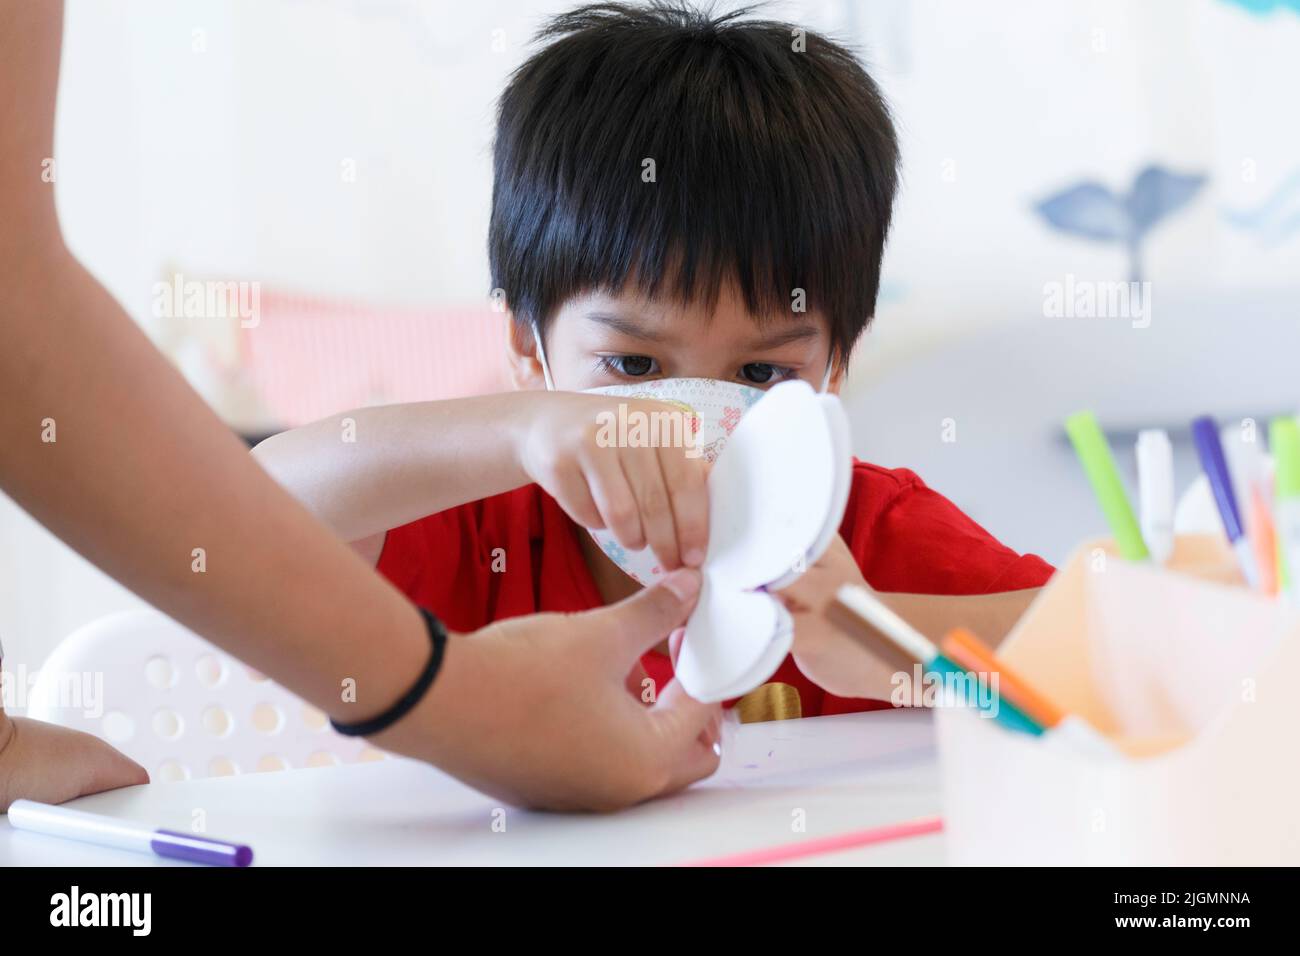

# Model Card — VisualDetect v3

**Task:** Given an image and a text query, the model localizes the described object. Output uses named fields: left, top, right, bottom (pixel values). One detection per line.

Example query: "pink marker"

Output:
left=678, top=816, right=943, bottom=866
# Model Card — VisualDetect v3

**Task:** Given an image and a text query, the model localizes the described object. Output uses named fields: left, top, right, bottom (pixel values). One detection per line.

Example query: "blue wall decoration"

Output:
left=1034, top=165, right=1207, bottom=283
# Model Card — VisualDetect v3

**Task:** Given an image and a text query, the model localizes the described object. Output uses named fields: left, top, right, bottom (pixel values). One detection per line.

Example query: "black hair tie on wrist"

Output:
left=329, top=607, right=447, bottom=738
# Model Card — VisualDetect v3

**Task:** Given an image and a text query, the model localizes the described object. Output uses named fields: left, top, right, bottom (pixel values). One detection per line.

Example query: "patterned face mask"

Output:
left=580, top=376, right=766, bottom=585
left=530, top=322, right=836, bottom=588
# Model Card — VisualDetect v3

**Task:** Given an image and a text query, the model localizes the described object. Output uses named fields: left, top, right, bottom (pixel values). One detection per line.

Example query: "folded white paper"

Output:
left=675, top=380, right=851, bottom=702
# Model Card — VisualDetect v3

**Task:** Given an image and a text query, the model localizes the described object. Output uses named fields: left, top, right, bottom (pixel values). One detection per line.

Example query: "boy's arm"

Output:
left=251, top=396, right=537, bottom=557
left=873, top=588, right=1040, bottom=647
left=253, top=392, right=712, bottom=572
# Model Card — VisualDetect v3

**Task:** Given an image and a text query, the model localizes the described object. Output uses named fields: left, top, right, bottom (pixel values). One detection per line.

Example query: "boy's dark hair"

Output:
left=490, top=1, right=899, bottom=361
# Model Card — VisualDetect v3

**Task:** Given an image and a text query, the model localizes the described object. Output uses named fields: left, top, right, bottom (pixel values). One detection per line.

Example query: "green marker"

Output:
left=1270, top=417, right=1300, bottom=603
left=1065, top=410, right=1149, bottom=561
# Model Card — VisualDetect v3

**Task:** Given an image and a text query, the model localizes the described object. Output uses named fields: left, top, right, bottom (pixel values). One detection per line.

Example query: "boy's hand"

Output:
left=0, top=713, right=149, bottom=812
left=516, top=393, right=710, bottom=571
left=778, top=540, right=1043, bottom=702
left=775, top=534, right=904, bottom=701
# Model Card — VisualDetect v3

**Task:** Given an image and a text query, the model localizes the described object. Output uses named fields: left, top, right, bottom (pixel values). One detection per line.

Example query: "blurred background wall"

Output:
left=3, top=0, right=1298, bottom=683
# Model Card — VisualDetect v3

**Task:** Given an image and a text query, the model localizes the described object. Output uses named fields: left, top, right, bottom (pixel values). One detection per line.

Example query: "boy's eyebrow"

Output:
left=584, top=311, right=667, bottom=341
left=748, top=325, right=820, bottom=350
left=584, top=311, right=821, bottom=350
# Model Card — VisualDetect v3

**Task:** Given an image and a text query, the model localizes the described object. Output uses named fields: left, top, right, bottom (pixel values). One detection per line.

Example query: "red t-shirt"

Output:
left=377, top=460, right=1054, bottom=717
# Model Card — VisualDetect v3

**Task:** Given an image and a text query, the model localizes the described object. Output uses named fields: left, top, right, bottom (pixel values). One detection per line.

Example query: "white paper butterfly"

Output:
left=675, top=380, right=852, bottom=702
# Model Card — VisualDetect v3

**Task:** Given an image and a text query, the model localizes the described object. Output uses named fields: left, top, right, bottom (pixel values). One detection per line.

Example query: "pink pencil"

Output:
left=676, top=816, right=943, bottom=867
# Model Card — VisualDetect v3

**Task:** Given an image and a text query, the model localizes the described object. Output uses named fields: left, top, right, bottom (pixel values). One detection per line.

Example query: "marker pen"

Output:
left=1191, top=416, right=1259, bottom=589
left=8, top=800, right=253, bottom=867
left=1065, top=411, right=1149, bottom=561
left=1136, top=429, right=1174, bottom=564
left=1270, top=417, right=1300, bottom=606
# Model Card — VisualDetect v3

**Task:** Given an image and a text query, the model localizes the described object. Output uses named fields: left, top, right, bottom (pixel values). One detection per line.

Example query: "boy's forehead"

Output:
left=562, top=286, right=827, bottom=347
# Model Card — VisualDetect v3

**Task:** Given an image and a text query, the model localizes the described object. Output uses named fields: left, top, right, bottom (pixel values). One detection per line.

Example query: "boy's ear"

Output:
left=505, top=317, right=548, bottom=391
left=824, top=351, right=847, bottom=395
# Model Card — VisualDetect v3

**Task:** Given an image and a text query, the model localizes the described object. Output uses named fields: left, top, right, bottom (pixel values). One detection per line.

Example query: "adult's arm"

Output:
left=0, top=0, right=427, bottom=718
left=0, top=0, right=720, bottom=811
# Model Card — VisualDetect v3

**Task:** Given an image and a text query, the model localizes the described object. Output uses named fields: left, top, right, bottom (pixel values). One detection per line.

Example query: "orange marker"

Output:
left=938, top=628, right=1117, bottom=759
left=1248, top=483, right=1278, bottom=596
left=939, top=629, right=1065, bottom=728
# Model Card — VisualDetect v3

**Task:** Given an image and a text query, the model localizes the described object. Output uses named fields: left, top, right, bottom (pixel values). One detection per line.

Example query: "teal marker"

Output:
left=834, top=585, right=1044, bottom=736
left=927, top=655, right=1044, bottom=736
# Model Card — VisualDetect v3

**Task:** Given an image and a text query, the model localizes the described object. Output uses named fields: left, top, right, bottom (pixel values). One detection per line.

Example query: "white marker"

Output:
left=1136, top=429, right=1174, bottom=565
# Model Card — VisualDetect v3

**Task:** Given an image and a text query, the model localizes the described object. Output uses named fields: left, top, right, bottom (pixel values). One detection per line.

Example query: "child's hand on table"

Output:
left=775, top=534, right=904, bottom=701
left=0, top=710, right=149, bottom=813
left=516, top=393, right=710, bottom=571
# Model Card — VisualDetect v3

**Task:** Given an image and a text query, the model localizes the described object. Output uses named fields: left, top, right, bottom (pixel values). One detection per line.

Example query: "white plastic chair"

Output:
left=27, top=609, right=386, bottom=781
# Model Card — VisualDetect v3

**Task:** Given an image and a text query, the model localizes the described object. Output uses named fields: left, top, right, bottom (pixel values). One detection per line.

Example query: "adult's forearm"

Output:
left=0, top=0, right=430, bottom=728
left=0, top=249, right=427, bottom=722
left=251, top=395, right=533, bottom=543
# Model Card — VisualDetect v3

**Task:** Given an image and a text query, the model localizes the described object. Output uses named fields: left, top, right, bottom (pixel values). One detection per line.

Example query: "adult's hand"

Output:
left=0, top=710, right=148, bottom=812
left=371, top=569, right=723, bottom=812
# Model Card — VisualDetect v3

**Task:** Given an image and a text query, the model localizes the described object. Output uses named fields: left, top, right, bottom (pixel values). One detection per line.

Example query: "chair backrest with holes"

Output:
left=27, top=609, right=381, bottom=781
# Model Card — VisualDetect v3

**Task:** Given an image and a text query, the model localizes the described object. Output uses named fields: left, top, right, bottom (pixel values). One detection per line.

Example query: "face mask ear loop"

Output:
left=819, top=353, right=835, bottom=394
left=532, top=321, right=556, bottom=391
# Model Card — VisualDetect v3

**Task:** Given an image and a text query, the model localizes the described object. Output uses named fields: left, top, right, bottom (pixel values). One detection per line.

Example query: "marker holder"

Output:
left=936, top=534, right=1300, bottom=865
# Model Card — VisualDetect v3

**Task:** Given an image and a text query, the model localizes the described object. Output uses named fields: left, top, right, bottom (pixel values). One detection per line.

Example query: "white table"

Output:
left=0, top=710, right=946, bottom=866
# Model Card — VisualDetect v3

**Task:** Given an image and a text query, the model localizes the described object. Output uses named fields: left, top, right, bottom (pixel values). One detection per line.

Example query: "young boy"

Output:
left=254, top=2, right=1052, bottom=720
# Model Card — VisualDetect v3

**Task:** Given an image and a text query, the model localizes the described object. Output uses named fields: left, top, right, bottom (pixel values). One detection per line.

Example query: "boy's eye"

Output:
left=600, top=355, right=657, bottom=377
left=741, top=363, right=792, bottom=385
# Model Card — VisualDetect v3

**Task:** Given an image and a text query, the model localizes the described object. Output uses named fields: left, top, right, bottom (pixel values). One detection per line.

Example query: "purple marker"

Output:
left=1190, top=415, right=1259, bottom=588
left=8, top=799, right=253, bottom=867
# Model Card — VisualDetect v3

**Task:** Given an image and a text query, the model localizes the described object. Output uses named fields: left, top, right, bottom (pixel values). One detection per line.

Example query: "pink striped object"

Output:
left=240, top=288, right=512, bottom=427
